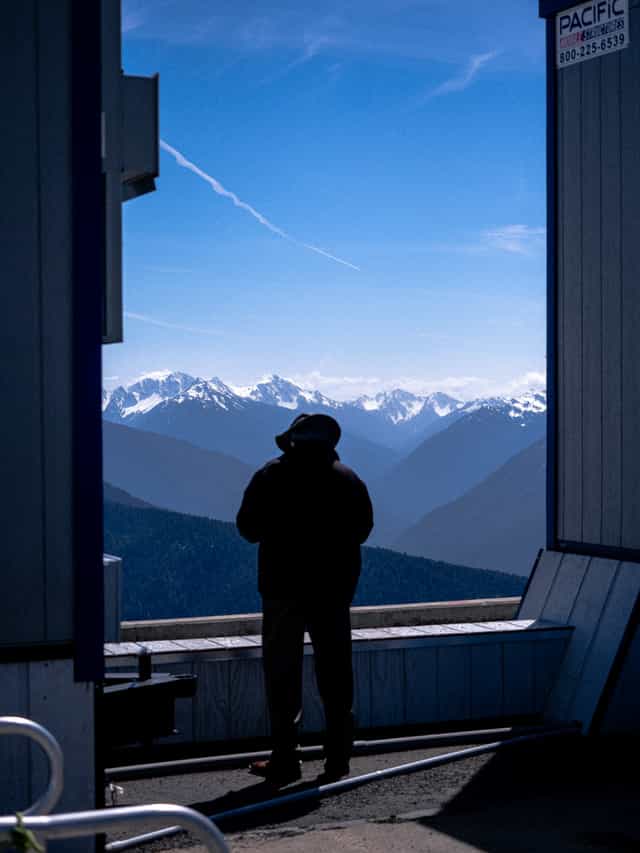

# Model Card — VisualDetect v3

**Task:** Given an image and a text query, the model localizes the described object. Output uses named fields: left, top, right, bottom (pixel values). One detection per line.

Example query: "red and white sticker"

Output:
left=556, top=0, right=629, bottom=68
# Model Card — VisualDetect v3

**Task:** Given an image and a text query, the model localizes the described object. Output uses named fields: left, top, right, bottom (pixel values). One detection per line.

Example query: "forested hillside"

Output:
left=104, top=501, right=525, bottom=620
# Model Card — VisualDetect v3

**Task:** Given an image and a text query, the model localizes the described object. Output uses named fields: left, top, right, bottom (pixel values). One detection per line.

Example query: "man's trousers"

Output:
left=261, top=598, right=355, bottom=764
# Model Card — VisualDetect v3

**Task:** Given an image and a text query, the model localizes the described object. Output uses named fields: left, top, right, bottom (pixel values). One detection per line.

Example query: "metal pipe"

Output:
left=0, top=804, right=229, bottom=853
left=106, top=723, right=564, bottom=782
left=0, top=716, right=64, bottom=816
left=106, top=725, right=579, bottom=852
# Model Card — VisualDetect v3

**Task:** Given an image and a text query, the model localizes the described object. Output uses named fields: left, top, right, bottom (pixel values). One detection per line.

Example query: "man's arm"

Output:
left=354, top=477, right=374, bottom=544
left=236, top=470, right=266, bottom=543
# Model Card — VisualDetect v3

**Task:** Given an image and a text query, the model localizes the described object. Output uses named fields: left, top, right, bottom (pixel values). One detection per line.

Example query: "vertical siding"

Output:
left=580, top=58, right=603, bottom=544
left=0, top=661, right=95, bottom=853
left=600, top=50, right=623, bottom=547
left=556, top=5, right=640, bottom=549
left=519, top=550, right=640, bottom=730
left=620, top=7, right=640, bottom=549
left=0, top=2, right=75, bottom=646
left=558, top=62, right=583, bottom=542
left=0, top=1, right=46, bottom=644
left=38, top=0, right=74, bottom=642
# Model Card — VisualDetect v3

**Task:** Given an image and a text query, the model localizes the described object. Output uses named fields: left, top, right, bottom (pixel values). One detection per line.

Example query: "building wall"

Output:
left=0, top=1, right=74, bottom=647
left=555, top=0, right=640, bottom=551
left=0, top=661, right=95, bottom=829
left=0, top=4, right=102, bottom=847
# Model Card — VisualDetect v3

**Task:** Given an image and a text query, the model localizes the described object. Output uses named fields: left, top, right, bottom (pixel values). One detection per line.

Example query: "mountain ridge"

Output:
left=104, top=499, right=526, bottom=620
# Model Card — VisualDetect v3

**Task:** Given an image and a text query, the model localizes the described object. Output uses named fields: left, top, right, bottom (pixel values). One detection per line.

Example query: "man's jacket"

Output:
left=236, top=446, right=374, bottom=602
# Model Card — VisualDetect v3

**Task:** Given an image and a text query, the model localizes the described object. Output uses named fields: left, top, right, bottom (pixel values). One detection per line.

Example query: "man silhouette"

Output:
left=236, top=413, right=374, bottom=785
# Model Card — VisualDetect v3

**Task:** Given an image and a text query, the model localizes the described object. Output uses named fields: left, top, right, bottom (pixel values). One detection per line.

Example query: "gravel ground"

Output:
left=105, top=736, right=640, bottom=853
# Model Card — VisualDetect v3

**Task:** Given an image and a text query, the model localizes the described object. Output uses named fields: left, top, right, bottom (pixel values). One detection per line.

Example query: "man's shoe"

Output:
left=249, top=757, right=302, bottom=787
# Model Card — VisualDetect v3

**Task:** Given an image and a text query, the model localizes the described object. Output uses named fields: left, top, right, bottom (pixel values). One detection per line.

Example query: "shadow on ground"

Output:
left=417, top=736, right=640, bottom=852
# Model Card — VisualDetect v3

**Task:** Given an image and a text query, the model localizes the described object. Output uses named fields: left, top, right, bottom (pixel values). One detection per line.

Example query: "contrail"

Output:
left=160, top=139, right=360, bottom=271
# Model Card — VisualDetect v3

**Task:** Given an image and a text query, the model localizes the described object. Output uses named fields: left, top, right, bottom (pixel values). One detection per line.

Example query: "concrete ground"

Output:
left=107, top=736, right=640, bottom=852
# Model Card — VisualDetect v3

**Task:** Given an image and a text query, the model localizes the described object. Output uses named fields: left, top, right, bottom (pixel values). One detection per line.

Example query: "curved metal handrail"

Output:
left=0, top=804, right=229, bottom=853
left=0, top=716, right=64, bottom=815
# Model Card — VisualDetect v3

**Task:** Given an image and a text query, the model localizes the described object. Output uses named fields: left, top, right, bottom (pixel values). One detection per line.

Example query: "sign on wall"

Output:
left=557, top=0, right=629, bottom=68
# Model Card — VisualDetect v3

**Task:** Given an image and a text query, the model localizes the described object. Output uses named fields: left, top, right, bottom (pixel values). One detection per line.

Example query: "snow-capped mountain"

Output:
left=231, top=375, right=342, bottom=412
left=102, top=370, right=546, bottom=486
left=103, top=370, right=546, bottom=429
left=103, top=371, right=199, bottom=420
left=355, top=389, right=461, bottom=425
left=455, top=390, right=547, bottom=425
left=371, top=390, right=547, bottom=543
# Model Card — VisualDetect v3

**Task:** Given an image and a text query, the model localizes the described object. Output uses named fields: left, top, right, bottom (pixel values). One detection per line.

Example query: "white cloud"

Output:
left=285, top=369, right=546, bottom=401
left=124, top=312, right=222, bottom=336
left=483, top=224, right=546, bottom=255
left=427, top=50, right=499, bottom=99
left=261, top=34, right=332, bottom=84
left=428, top=224, right=546, bottom=257
left=160, top=139, right=361, bottom=271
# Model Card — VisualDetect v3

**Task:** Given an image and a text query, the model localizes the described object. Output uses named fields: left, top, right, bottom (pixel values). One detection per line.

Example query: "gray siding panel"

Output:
left=555, top=14, right=640, bottom=549
left=534, top=638, right=567, bottom=710
left=229, top=658, right=268, bottom=739
left=503, top=642, right=535, bottom=716
left=437, top=646, right=471, bottom=722
left=518, top=550, right=563, bottom=619
left=37, top=0, right=74, bottom=642
left=0, top=1, right=77, bottom=647
left=620, top=7, right=640, bottom=549
left=569, top=562, right=640, bottom=729
left=0, top=660, right=95, bottom=852
left=556, top=71, right=566, bottom=540
left=558, top=63, right=583, bottom=543
left=470, top=645, right=503, bottom=719
left=0, top=1, right=46, bottom=645
left=193, top=659, right=230, bottom=742
left=405, top=647, right=438, bottom=724
left=0, top=664, right=30, bottom=812
left=546, top=557, right=618, bottom=720
left=370, top=649, right=405, bottom=727
left=600, top=50, right=623, bottom=548
left=580, top=58, right=603, bottom=545
left=540, top=553, right=590, bottom=624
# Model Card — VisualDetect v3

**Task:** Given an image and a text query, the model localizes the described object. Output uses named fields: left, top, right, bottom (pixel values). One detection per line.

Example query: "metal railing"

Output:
left=0, top=716, right=230, bottom=852
left=0, top=804, right=229, bottom=853
left=0, top=716, right=64, bottom=815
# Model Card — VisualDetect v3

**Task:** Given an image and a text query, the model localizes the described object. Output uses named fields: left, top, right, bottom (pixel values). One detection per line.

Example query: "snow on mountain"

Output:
left=103, top=371, right=200, bottom=421
left=355, top=389, right=462, bottom=425
left=231, top=375, right=342, bottom=412
left=457, top=390, right=547, bottom=424
left=173, top=377, right=246, bottom=412
left=103, top=371, right=546, bottom=437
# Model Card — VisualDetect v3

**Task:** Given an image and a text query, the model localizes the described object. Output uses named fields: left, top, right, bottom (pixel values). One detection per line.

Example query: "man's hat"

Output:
left=275, top=413, right=341, bottom=452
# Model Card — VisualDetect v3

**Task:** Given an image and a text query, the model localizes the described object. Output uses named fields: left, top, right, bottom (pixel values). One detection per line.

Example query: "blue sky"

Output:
left=105, top=0, right=547, bottom=400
